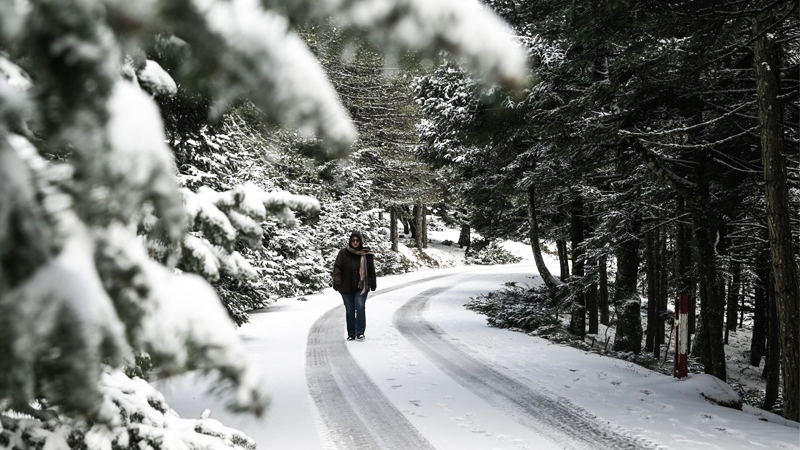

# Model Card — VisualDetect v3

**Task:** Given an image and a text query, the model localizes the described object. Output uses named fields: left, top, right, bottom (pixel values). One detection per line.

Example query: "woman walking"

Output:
left=332, top=231, right=377, bottom=341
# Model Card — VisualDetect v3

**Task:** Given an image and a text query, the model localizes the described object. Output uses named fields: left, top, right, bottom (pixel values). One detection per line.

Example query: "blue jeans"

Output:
left=341, top=291, right=368, bottom=336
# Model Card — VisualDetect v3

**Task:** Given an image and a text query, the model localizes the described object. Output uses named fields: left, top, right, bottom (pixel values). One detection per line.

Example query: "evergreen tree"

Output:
left=416, top=0, right=798, bottom=420
left=0, top=0, right=529, bottom=446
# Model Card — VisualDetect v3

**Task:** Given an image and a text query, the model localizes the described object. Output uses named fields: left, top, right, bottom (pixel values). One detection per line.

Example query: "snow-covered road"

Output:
left=155, top=264, right=800, bottom=450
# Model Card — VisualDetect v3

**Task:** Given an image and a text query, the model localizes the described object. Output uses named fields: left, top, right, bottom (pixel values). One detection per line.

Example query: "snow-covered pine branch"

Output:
left=269, top=0, right=530, bottom=88
left=175, top=182, right=320, bottom=282
left=2, top=369, right=256, bottom=450
left=0, top=0, right=533, bottom=445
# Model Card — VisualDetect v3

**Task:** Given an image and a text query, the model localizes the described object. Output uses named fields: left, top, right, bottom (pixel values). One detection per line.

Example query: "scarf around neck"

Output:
left=346, top=246, right=373, bottom=294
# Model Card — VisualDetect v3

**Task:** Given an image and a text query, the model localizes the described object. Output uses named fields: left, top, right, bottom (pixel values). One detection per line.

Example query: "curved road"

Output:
left=305, top=273, right=459, bottom=450
left=306, top=271, right=662, bottom=450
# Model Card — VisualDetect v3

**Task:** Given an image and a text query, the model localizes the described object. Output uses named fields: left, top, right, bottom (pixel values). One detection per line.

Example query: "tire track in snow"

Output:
left=394, top=286, right=664, bottom=450
left=306, top=274, right=463, bottom=450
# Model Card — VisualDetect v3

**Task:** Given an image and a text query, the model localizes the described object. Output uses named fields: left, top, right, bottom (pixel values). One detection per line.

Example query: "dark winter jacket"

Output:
left=332, top=232, right=377, bottom=294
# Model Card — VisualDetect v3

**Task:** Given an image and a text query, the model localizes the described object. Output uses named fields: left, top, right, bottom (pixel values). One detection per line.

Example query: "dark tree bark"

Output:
left=646, top=229, right=657, bottom=353
left=413, top=202, right=423, bottom=250
left=763, top=272, right=780, bottom=412
left=750, top=255, right=769, bottom=367
left=588, top=280, right=598, bottom=334
left=526, top=184, right=563, bottom=293
left=739, top=284, right=745, bottom=329
left=613, top=218, right=642, bottom=354
left=754, top=11, right=800, bottom=421
left=725, top=262, right=741, bottom=343
left=458, top=224, right=471, bottom=249
left=421, top=205, right=428, bottom=249
left=691, top=316, right=705, bottom=359
left=569, top=195, right=586, bottom=338
left=654, top=226, right=665, bottom=353
left=658, top=225, right=668, bottom=348
left=409, top=205, right=418, bottom=239
left=694, top=211, right=727, bottom=381
left=599, top=255, right=609, bottom=325
left=688, top=272, right=697, bottom=351
left=675, top=197, right=695, bottom=348
left=690, top=144, right=727, bottom=381
left=390, top=208, right=399, bottom=252
left=557, top=239, right=570, bottom=281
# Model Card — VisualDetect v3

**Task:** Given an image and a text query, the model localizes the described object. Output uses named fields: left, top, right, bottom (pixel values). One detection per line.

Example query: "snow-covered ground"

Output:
left=154, top=256, right=799, bottom=450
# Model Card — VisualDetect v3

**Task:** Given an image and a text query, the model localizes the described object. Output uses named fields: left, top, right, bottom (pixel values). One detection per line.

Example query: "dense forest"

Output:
left=0, top=0, right=797, bottom=448
left=0, top=0, right=527, bottom=448
left=414, top=0, right=799, bottom=421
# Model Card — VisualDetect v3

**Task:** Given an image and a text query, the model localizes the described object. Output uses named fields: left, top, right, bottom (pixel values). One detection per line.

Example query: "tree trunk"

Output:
left=526, top=184, right=563, bottom=294
left=569, top=195, right=586, bottom=338
left=688, top=272, right=697, bottom=353
left=613, top=218, right=642, bottom=354
left=725, top=263, right=741, bottom=341
left=421, top=205, right=428, bottom=248
left=599, top=255, right=609, bottom=325
left=414, top=202, right=423, bottom=250
left=458, top=224, right=471, bottom=249
left=691, top=317, right=705, bottom=359
left=657, top=225, right=668, bottom=348
left=409, top=206, right=418, bottom=239
left=750, top=254, right=769, bottom=367
left=724, top=276, right=731, bottom=345
left=390, top=208, right=399, bottom=252
left=763, top=272, right=780, bottom=412
left=693, top=200, right=727, bottom=381
left=588, top=280, right=598, bottom=334
left=646, top=229, right=657, bottom=353
left=675, top=197, right=695, bottom=350
left=754, top=12, right=800, bottom=422
left=557, top=239, right=570, bottom=281
left=739, top=282, right=745, bottom=329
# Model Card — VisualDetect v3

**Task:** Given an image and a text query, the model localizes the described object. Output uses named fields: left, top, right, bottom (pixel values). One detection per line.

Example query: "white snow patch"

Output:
left=0, top=54, right=31, bottom=91
left=138, top=59, right=177, bottom=96
left=5, top=224, right=129, bottom=408
left=682, top=373, right=743, bottom=408
left=320, top=0, right=530, bottom=86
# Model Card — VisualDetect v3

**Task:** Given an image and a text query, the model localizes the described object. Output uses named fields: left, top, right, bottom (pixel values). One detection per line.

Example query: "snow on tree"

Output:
left=0, top=0, right=528, bottom=447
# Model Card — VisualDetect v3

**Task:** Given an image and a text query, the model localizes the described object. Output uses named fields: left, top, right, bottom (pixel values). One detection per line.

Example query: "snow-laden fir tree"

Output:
left=0, top=0, right=528, bottom=448
left=416, top=0, right=798, bottom=420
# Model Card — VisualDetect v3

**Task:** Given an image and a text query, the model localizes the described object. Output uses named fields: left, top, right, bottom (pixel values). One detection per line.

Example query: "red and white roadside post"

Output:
left=673, top=294, right=689, bottom=378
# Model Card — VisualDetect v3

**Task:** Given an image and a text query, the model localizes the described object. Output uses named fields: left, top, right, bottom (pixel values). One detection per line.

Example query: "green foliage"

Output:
left=466, top=239, right=523, bottom=266
left=466, top=284, right=565, bottom=337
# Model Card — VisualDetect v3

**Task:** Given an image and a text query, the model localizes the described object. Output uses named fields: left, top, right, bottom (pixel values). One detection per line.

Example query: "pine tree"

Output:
left=0, top=0, right=529, bottom=446
left=417, top=1, right=798, bottom=418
